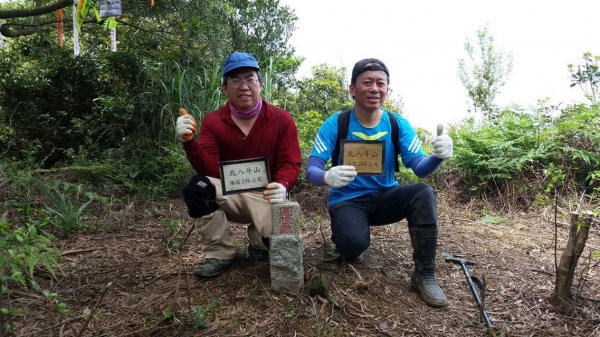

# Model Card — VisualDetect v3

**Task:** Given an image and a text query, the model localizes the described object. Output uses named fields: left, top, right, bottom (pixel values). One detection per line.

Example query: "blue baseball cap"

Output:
left=222, top=51, right=260, bottom=76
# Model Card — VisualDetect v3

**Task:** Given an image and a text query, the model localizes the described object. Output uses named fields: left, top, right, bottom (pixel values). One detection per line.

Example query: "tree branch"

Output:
left=115, top=18, right=150, bottom=32
left=0, top=24, right=40, bottom=37
left=0, top=0, right=73, bottom=20
left=0, top=18, right=89, bottom=38
left=2, top=18, right=88, bottom=29
left=1, top=18, right=169, bottom=38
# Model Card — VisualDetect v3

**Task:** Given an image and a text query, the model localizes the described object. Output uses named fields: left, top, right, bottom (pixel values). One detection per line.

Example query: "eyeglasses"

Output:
left=228, top=77, right=259, bottom=87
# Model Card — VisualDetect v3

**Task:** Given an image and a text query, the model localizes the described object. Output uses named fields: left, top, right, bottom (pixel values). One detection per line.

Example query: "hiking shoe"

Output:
left=323, top=251, right=364, bottom=264
left=193, top=258, right=235, bottom=278
left=347, top=252, right=364, bottom=264
left=248, top=245, right=269, bottom=261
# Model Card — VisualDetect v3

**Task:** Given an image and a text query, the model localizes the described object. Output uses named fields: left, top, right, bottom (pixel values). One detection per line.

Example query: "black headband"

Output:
left=351, top=58, right=390, bottom=84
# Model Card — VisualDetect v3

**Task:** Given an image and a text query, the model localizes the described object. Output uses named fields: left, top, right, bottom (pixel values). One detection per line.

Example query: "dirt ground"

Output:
left=6, top=187, right=600, bottom=337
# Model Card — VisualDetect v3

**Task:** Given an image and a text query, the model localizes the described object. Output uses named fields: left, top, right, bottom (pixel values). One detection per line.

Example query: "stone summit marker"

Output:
left=270, top=202, right=304, bottom=292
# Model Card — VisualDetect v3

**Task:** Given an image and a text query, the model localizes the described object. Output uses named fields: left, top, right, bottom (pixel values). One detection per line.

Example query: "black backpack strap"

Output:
left=387, top=111, right=400, bottom=172
left=332, top=110, right=351, bottom=167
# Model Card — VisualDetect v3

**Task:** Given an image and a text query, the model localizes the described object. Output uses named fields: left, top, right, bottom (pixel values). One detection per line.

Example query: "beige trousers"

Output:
left=194, top=177, right=272, bottom=260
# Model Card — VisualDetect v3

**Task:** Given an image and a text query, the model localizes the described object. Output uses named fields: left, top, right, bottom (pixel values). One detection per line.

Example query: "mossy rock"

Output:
left=309, top=274, right=328, bottom=297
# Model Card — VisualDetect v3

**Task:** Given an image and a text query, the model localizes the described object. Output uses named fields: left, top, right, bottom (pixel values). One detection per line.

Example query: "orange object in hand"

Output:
left=179, top=108, right=197, bottom=142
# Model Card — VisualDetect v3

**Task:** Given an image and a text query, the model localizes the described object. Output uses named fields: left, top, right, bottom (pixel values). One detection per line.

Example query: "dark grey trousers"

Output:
left=328, top=183, right=437, bottom=260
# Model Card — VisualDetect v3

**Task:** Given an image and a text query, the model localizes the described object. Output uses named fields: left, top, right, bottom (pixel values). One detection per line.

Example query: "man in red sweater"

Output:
left=176, top=52, right=302, bottom=278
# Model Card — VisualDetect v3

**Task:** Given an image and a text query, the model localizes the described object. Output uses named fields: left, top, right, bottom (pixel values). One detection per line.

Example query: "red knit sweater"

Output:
left=183, top=99, right=302, bottom=190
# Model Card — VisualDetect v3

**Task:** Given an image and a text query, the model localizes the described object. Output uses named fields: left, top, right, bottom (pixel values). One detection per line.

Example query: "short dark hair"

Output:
left=351, top=58, right=390, bottom=85
left=222, top=70, right=263, bottom=86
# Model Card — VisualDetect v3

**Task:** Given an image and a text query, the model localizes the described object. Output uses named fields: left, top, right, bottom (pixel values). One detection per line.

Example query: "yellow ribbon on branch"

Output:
left=76, top=0, right=118, bottom=34
left=75, top=0, right=93, bottom=34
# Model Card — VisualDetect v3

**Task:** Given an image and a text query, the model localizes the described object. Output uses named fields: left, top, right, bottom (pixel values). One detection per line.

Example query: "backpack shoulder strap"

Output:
left=332, top=109, right=351, bottom=167
left=387, top=111, right=400, bottom=172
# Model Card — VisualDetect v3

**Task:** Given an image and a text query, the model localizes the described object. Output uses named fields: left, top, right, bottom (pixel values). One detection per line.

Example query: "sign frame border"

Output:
left=340, top=139, right=386, bottom=176
left=219, top=157, right=271, bottom=195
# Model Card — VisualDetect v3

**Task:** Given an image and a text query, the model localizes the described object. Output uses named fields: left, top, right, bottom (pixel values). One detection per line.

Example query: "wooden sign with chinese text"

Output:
left=219, top=157, right=271, bottom=195
left=341, top=140, right=385, bottom=175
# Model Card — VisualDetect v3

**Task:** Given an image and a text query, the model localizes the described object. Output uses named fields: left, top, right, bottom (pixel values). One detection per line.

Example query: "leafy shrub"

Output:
left=552, top=104, right=600, bottom=190
left=0, top=43, right=160, bottom=168
left=448, top=103, right=600, bottom=204
left=0, top=214, right=66, bottom=324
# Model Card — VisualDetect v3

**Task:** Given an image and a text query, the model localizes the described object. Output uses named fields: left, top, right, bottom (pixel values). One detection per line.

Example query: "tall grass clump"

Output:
left=159, top=62, right=225, bottom=143
left=42, top=182, right=92, bottom=237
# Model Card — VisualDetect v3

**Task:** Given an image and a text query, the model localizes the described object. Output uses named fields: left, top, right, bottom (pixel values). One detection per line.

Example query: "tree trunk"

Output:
left=550, top=211, right=593, bottom=313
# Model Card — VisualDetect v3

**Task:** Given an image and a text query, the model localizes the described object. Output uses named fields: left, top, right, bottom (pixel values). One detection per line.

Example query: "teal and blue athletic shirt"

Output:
left=307, top=108, right=429, bottom=208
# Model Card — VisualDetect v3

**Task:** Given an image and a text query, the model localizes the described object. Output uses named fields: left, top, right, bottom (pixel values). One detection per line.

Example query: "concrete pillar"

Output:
left=270, top=202, right=304, bottom=292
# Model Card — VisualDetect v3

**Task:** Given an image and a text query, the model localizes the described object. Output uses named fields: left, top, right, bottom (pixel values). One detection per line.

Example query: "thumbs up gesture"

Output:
left=176, top=108, right=197, bottom=142
left=432, top=123, right=453, bottom=159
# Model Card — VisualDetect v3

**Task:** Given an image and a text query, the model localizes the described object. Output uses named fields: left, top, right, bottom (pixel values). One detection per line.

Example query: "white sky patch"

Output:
left=279, top=0, right=600, bottom=133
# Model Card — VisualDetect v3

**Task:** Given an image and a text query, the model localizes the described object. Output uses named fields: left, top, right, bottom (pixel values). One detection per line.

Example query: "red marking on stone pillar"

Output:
left=279, top=207, right=293, bottom=234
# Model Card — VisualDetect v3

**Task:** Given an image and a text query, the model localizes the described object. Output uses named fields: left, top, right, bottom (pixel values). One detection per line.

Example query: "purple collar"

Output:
left=229, top=98, right=262, bottom=119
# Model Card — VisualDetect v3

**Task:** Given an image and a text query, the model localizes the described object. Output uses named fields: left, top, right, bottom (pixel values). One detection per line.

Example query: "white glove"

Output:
left=323, top=165, right=357, bottom=189
left=176, top=114, right=197, bottom=142
left=432, top=124, right=453, bottom=159
left=263, top=182, right=287, bottom=204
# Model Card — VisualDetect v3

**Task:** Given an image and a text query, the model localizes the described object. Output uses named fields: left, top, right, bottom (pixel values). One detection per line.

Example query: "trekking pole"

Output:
left=443, top=254, right=493, bottom=328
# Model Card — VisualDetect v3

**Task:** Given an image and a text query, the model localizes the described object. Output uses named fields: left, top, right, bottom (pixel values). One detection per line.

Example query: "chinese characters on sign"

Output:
left=72, top=4, right=80, bottom=56
left=279, top=207, right=293, bottom=234
left=99, top=0, right=122, bottom=18
left=219, top=157, right=271, bottom=195
left=227, top=167, right=264, bottom=185
left=110, top=27, right=116, bottom=52
left=341, top=140, right=385, bottom=175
